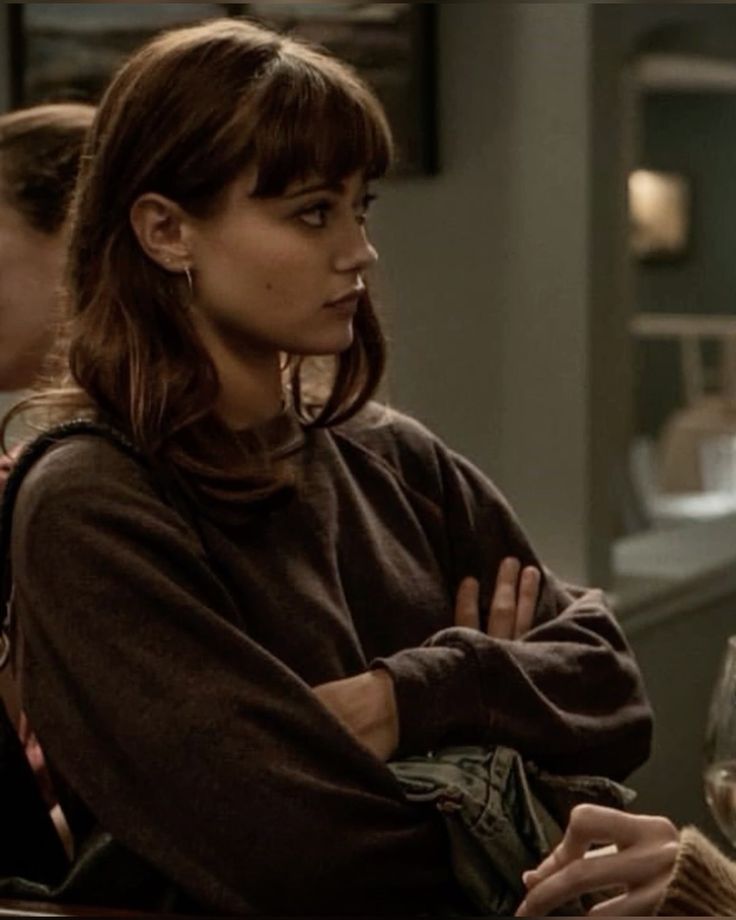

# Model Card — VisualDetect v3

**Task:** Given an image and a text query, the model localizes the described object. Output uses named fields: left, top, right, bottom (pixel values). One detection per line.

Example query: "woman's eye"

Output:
left=356, top=193, right=377, bottom=225
left=299, top=202, right=331, bottom=228
left=297, top=192, right=377, bottom=228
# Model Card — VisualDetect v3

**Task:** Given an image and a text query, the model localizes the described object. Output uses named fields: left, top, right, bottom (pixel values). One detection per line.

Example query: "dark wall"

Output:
left=636, top=92, right=736, bottom=437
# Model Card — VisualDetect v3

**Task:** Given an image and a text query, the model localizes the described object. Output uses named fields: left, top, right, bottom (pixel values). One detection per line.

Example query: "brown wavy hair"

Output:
left=10, top=18, right=392, bottom=506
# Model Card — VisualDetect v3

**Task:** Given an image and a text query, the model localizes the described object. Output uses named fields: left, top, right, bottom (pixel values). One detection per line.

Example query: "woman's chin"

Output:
left=296, top=328, right=355, bottom=357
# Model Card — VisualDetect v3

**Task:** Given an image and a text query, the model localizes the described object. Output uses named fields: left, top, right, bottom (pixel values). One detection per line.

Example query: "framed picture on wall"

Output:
left=8, top=2, right=437, bottom=175
left=628, top=169, right=691, bottom=261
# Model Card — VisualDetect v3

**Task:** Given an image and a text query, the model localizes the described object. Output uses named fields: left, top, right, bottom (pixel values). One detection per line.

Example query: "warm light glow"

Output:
left=629, top=169, right=690, bottom=259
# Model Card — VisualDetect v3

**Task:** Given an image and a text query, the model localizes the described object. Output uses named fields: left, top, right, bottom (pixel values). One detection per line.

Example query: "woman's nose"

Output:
left=333, top=228, right=379, bottom=274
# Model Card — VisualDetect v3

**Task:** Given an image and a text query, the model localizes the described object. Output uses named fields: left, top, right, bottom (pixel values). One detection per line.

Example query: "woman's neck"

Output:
left=202, top=332, right=284, bottom=431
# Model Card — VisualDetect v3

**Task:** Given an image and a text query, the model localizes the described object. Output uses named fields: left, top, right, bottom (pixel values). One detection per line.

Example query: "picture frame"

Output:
left=628, top=168, right=691, bottom=262
left=8, top=2, right=437, bottom=176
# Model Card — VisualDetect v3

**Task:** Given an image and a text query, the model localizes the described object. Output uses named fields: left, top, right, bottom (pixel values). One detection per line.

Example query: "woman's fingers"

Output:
left=525, top=805, right=663, bottom=889
left=525, top=805, right=626, bottom=889
left=456, top=559, right=540, bottom=638
left=487, top=556, right=521, bottom=638
left=588, top=871, right=674, bottom=916
left=517, top=806, right=680, bottom=917
left=517, top=849, right=652, bottom=916
left=514, top=566, right=540, bottom=638
left=453, top=576, right=480, bottom=629
left=523, top=843, right=584, bottom=892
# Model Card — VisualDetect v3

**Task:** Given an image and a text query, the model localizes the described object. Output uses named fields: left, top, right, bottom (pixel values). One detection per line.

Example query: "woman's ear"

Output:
left=129, top=193, right=192, bottom=272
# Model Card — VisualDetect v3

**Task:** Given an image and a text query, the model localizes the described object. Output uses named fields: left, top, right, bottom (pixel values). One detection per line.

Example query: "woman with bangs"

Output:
left=2, top=17, right=652, bottom=916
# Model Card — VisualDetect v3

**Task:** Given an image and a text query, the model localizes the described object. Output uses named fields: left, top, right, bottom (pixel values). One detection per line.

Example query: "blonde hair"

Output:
left=0, top=103, right=94, bottom=233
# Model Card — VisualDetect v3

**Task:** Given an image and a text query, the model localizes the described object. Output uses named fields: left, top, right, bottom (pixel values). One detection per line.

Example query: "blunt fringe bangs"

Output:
left=13, top=18, right=392, bottom=513
left=248, top=48, right=392, bottom=197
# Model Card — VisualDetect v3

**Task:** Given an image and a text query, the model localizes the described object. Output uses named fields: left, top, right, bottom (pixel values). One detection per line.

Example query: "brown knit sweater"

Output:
left=657, top=826, right=736, bottom=916
left=10, top=403, right=652, bottom=914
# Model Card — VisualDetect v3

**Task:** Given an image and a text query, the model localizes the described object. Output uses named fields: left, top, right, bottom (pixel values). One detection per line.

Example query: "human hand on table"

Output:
left=515, top=804, right=679, bottom=916
left=454, top=556, right=541, bottom=638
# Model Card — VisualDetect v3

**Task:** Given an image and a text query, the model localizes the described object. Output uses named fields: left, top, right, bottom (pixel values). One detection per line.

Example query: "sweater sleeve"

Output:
left=370, top=421, right=652, bottom=780
left=656, top=825, right=736, bottom=916
left=11, top=439, right=448, bottom=915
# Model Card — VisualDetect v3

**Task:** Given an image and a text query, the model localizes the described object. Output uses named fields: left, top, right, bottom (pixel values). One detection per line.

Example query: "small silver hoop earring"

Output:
left=184, top=265, right=193, bottom=295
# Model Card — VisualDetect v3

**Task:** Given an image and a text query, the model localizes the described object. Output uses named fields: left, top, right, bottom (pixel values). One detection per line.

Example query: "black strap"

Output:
left=0, top=701, right=68, bottom=883
left=0, top=419, right=203, bottom=673
left=0, top=419, right=203, bottom=903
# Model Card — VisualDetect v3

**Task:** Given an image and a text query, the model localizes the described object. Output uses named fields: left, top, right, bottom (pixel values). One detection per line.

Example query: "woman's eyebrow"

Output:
left=283, top=180, right=345, bottom=199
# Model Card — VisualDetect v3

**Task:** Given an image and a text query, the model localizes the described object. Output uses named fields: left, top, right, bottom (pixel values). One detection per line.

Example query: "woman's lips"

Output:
left=326, top=286, right=364, bottom=308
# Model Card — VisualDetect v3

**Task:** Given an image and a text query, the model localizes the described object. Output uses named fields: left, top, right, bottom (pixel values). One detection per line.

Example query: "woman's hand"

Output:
left=515, top=804, right=680, bottom=916
left=312, top=669, right=399, bottom=761
left=314, top=558, right=540, bottom=760
left=454, top=556, right=541, bottom=638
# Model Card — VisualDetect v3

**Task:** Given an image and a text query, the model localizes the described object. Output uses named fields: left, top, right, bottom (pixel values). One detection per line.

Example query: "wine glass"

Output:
left=704, top=635, right=736, bottom=847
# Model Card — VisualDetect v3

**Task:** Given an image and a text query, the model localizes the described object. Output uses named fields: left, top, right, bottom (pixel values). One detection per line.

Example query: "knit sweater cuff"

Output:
left=656, top=825, right=736, bottom=916
left=370, top=631, right=486, bottom=757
